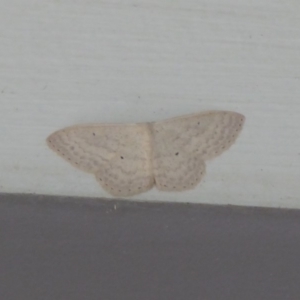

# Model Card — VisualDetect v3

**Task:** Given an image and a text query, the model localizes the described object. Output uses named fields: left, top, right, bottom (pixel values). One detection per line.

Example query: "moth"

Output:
left=47, top=111, right=245, bottom=197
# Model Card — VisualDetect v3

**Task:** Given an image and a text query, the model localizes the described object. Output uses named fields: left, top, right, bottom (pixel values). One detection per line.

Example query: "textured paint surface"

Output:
left=47, top=111, right=245, bottom=197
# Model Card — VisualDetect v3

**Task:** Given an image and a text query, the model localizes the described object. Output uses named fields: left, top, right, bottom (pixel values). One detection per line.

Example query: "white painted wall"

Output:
left=1, top=0, right=299, bottom=208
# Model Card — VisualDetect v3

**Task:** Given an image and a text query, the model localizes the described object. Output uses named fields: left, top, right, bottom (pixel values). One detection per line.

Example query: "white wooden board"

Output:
left=1, top=0, right=299, bottom=208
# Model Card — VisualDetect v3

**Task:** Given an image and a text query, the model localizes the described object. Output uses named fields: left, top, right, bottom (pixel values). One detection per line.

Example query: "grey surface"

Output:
left=1, top=193, right=300, bottom=300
